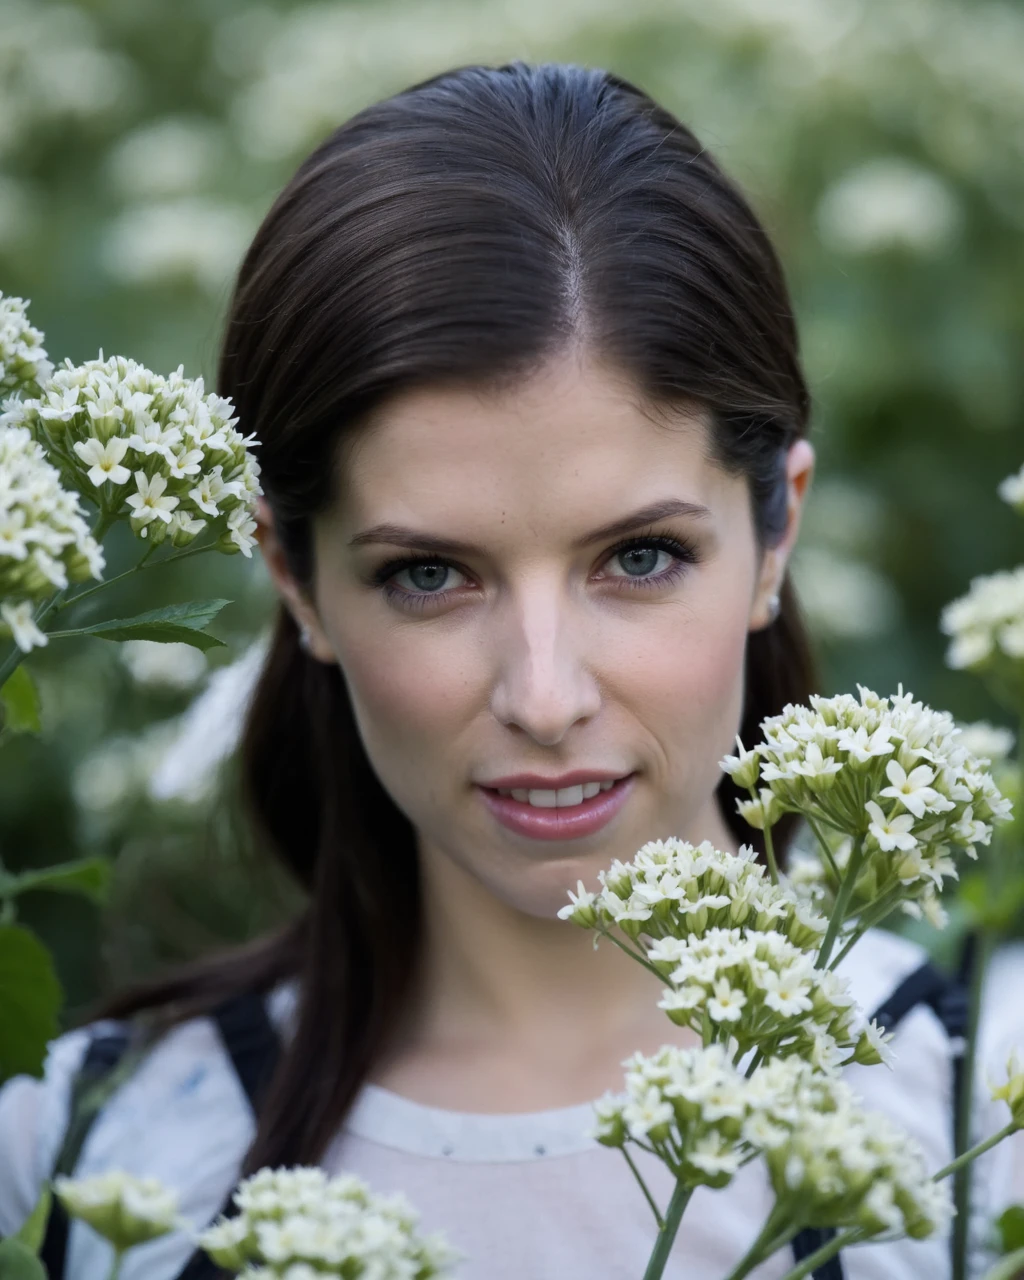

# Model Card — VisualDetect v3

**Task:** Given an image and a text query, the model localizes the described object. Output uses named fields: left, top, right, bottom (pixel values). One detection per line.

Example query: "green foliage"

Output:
left=0, top=1238, right=48, bottom=1280
left=13, top=1188, right=52, bottom=1255
left=0, top=856, right=111, bottom=907
left=0, top=667, right=40, bottom=735
left=56, top=598, right=231, bottom=650
left=0, top=925, right=62, bottom=1080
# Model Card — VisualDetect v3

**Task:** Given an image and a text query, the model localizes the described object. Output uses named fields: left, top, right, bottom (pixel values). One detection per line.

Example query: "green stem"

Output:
left=58, top=541, right=215, bottom=613
left=816, top=837, right=866, bottom=970
left=622, top=1147, right=664, bottom=1228
left=951, top=929, right=995, bottom=1280
left=600, top=929, right=666, bottom=983
left=722, top=1207, right=794, bottom=1280
left=932, top=1120, right=1017, bottom=1184
left=642, top=1181, right=694, bottom=1280
left=775, top=1228, right=865, bottom=1280
left=805, top=815, right=841, bottom=885
left=763, top=819, right=780, bottom=885
left=106, top=1247, right=125, bottom=1280
left=0, top=644, right=24, bottom=691
left=828, top=886, right=906, bottom=972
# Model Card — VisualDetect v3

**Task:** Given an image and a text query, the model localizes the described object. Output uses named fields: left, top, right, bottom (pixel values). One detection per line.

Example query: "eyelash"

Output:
left=370, top=533, right=700, bottom=612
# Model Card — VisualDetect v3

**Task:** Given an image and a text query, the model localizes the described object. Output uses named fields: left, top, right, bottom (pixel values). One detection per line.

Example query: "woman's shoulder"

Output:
left=0, top=1002, right=263, bottom=1238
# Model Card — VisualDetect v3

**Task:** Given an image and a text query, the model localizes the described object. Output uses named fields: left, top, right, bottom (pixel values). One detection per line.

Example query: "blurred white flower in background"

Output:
left=100, top=198, right=256, bottom=293
left=999, top=463, right=1024, bottom=514
left=105, top=117, right=226, bottom=201
left=0, top=0, right=134, bottom=160
left=790, top=478, right=901, bottom=642
left=148, top=638, right=267, bottom=804
left=956, top=721, right=1015, bottom=764
left=816, top=157, right=963, bottom=255
left=72, top=641, right=265, bottom=814
left=73, top=721, right=184, bottom=814
left=120, top=640, right=208, bottom=691
left=941, top=567, right=1024, bottom=669
left=792, top=547, right=901, bottom=642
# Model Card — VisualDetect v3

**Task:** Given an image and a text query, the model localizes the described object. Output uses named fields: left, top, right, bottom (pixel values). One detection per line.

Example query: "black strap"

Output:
left=788, top=958, right=969, bottom=1280
left=171, top=994, right=283, bottom=1280
left=39, top=994, right=282, bottom=1280
left=40, top=1028, right=133, bottom=1280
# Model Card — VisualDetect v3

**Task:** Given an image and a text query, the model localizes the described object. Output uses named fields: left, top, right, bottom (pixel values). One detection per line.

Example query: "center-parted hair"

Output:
left=104, top=61, right=816, bottom=1170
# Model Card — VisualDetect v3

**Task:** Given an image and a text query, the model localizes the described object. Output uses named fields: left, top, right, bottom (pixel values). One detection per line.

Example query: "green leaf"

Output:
left=13, top=1188, right=51, bottom=1254
left=0, top=857, right=111, bottom=906
left=0, top=925, right=62, bottom=1082
left=998, top=1205, right=1024, bottom=1254
left=59, top=598, right=230, bottom=651
left=982, top=1245, right=1024, bottom=1280
left=0, top=667, right=40, bottom=735
left=0, top=1238, right=47, bottom=1280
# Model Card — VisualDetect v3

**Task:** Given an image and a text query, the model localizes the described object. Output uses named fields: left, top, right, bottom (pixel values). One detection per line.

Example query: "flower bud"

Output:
left=54, top=1172, right=179, bottom=1252
left=991, top=1049, right=1024, bottom=1129
left=720, top=737, right=760, bottom=790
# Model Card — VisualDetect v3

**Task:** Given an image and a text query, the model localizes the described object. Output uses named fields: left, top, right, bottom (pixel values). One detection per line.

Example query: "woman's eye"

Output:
left=391, top=562, right=467, bottom=594
left=606, top=545, right=677, bottom=578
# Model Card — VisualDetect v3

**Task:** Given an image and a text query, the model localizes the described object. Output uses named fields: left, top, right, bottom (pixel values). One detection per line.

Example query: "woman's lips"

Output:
left=477, top=774, right=635, bottom=841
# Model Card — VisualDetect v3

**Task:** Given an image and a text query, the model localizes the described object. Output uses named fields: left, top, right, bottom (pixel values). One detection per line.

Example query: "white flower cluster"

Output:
left=941, top=567, right=1024, bottom=677
left=0, top=424, right=104, bottom=651
left=2, top=354, right=261, bottom=554
left=999, top=463, right=1024, bottom=515
left=594, top=1047, right=952, bottom=1239
left=559, top=840, right=888, bottom=1069
left=197, top=1166, right=460, bottom=1279
left=559, top=839, right=826, bottom=951
left=721, top=686, right=1012, bottom=914
left=54, top=1170, right=180, bottom=1253
left=652, top=928, right=890, bottom=1071
left=0, top=292, right=52, bottom=399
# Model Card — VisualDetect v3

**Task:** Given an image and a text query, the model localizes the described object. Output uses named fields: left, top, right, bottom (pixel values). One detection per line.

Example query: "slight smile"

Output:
left=476, top=771, right=636, bottom=841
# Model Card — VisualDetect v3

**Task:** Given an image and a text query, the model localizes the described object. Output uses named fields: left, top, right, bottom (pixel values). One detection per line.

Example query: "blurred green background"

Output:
left=2, top=0, right=1021, bottom=1019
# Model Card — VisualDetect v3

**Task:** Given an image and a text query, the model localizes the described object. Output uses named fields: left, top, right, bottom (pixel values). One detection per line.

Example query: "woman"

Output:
left=0, top=61, right=992, bottom=1279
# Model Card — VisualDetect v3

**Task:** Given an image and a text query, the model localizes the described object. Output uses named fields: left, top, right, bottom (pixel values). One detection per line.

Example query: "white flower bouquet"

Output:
left=558, top=684, right=1020, bottom=1278
left=0, top=291, right=261, bottom=1089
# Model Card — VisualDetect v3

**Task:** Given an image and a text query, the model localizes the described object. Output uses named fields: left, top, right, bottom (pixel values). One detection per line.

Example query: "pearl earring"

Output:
left=298, top=623, right=313, bottom=653
left=766, top=593, right=781, bottom=624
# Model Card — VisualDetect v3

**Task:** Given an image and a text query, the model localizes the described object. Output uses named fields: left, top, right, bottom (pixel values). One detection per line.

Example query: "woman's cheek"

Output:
left=333, top=622, right=481, bottom=806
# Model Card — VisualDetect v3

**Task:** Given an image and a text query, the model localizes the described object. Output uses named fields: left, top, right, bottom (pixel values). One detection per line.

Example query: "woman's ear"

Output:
left=255, top=498, right=337, bottom=663
left=749, top=439, right=815, bottom=631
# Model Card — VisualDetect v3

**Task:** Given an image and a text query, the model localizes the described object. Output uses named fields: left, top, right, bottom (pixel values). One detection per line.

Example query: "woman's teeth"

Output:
left=494, top=780, right=617, bottom=807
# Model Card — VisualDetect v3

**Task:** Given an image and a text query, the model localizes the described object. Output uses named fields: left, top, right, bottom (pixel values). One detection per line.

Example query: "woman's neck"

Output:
left=370, top=800, right=736, bottom=1111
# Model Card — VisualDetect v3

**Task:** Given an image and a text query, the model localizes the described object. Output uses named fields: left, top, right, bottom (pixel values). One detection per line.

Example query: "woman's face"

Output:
left=270, top=349, right=812, bottom=919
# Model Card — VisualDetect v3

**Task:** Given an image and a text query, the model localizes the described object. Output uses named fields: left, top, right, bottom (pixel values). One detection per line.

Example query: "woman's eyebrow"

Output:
left=347, top=498, right=710, bottom=556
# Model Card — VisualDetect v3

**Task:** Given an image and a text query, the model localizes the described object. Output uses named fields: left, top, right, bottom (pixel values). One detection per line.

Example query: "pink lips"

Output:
left=478, top=774, right=635, bottom=841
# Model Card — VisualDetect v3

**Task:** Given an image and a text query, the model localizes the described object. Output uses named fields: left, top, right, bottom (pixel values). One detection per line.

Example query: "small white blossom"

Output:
left=0, top=599, right=47, bottom=652
left=941, top=568, right=1024, bottom=674
left=865, top=800, right=918, bottom=852
left=73, top=434, right=131, bottom=487
left=125, top=470, right=179, bottom=533
left=0, top=424, right=103, bottom=632
left=2, top=354, right=261, bottom=553
left=54, top=1171, right=179, bottom=1252
left=731, top=686, right=1012, bottom=920
left=998, top=463, right=1024, bottom=516
left=0, top=292, right=52, bottom=398
left=198, top=1166, right=459, bottom=1277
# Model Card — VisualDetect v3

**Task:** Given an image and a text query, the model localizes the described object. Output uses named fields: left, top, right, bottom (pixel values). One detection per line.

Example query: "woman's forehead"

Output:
left=334, top=354, right=740, bottom=540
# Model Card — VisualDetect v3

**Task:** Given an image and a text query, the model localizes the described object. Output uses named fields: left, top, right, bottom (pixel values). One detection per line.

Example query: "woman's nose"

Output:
left=488, top=590, right=602, bottom=747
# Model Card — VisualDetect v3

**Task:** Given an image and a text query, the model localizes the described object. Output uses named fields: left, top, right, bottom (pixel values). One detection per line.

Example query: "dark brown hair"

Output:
left=102, top=61, right=817, bottom=1170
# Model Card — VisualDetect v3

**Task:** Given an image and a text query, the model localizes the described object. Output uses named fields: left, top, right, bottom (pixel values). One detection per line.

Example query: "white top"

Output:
left=1, top=929, right=1021, bottom=1280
